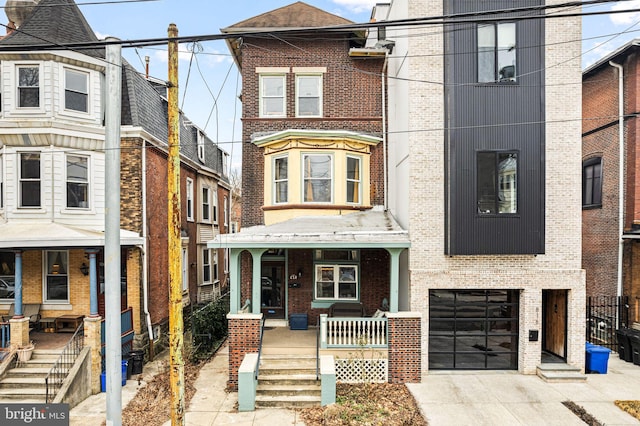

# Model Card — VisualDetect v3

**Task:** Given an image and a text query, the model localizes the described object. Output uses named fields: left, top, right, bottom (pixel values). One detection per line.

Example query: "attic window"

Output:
left=197, top=131, right=205, bottom=162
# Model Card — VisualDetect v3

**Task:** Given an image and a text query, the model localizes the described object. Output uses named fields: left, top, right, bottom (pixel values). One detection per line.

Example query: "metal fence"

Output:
left=587, top=296, right=629, bottom=351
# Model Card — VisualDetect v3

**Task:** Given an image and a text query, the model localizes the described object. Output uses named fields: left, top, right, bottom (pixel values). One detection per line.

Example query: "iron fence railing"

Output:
left=587, top=295, right=629, bottom=351
left=44, top=323, right=84, bottom=403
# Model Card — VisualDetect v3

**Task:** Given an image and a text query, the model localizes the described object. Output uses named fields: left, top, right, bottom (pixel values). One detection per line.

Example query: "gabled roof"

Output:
left=0, top=0, right=103, bottom=59
left=221, top=2, right=363, bottom=68
left=222, top=1, right=353, bottom=32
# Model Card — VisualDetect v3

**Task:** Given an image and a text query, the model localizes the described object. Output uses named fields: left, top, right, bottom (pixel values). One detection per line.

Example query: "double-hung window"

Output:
left=296, top=74, right=322, bottom=117
left=212, top=188, right=218, bottom=223
left=477, top=151, right=518, bottom=215
left=478, top=22, right=516, bottom=83
left=19, top=152, right=41, bottom=208
left=18, top=65, right=39, bottom=108
left=45, top=250, right=68, bottom=302
left=66, top=155, right=89, bottom=208
left=274, top=155, right=288, bottom=204
left=202, top=186, right=210, bottom=222
left=260, top=75, right=286, bottom=117
left=346, top=156, right=361, bottom=204
left=303, top=153, right=332, bottom=203
left=314, top=250, right=359, bottom=301
left=186, top=178, right=194, bottom=221
left=224, top=196, right=229, bottom=226
left=583, top=157, right=602, bottom=208
left=0, top=155, right=3, bottom=209
left=202, top=248, right=211, bottom=283
left=213, top=250, right=219, bottom=282
left=64, top=68, right=88, bottom=112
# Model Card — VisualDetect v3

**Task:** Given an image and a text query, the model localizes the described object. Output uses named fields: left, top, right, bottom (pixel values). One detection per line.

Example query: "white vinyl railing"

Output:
left=319, top=314, right=387, bottom=348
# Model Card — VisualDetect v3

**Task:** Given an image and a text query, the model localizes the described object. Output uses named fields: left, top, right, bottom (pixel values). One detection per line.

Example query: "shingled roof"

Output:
left=222, top=1, right=353, bottom=31
left=0, top=0, right=103, bottom=58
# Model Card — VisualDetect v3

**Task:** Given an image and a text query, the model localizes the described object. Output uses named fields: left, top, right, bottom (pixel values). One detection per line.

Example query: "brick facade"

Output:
left=387, top=313, right=421, bottom=383
left=227, top=314, right=262, bottom=391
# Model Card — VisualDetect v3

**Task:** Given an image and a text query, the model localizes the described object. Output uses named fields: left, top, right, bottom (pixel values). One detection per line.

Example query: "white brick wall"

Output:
left=387, top=0, right=586, bottom=377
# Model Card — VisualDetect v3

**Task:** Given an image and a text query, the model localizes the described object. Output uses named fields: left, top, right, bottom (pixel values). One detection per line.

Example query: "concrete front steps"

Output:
left=256, top=354, right=321, bottom=408
left=536, top=363, right=587, bottom=382
left=0, top=349, right=62, bottom=402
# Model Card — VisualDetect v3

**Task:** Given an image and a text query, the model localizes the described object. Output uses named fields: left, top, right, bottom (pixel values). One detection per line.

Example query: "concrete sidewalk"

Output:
left=408, top=356, right=640, bottom=425
left=71, top=346, right=640, bottom=425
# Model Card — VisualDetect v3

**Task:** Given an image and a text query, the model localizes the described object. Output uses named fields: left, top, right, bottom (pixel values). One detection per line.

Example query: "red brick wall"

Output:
left=387, top=315, right=421, bottom=383
left=227, top=316, right=261, bottom=390
left=239, top=36, right=385, bottom=227
left=582, top=57, right=634, bottom=298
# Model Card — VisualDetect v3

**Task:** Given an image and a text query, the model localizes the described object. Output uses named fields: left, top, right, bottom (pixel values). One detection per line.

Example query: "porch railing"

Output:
left=45, top=323, right=84, bottom=403
left=0, top=321, right=9, bottom=349
left=100, top=307, right=134, bottom=370
left=319, top=314, right=388, bottom=349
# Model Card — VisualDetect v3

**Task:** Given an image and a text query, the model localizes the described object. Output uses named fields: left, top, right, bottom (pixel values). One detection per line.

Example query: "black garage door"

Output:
left=429, top=289, right=519, bottom=370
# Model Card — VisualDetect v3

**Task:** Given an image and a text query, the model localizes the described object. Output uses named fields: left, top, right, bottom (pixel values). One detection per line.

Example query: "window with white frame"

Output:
left=224, top=196, right=228, bottom=226
left=17, top=65, right=39, bottom=108
left=202, top=248, right=211, bottom=283
left=303, top=153, right=332, bottom=203
left=260, top=74, right=286, bottom=117
left=274, top=155, right=288, bottom=203
left=197, top=131, right=205, bottom=163
left=186, top=178, right=194, bottom=221
left=45, top=250, right=68, bottom=302
left=66, top=154, right=89, bottom=208
left=64, top=68, right=89, bottom=112
left=182, top=248, right=188, bottom=292
left=296, top=74, right=322, bottom=117
left=202, top=186, right=210, bottom=222
left=314, top=250, right=359, bottom=301
left=213, top=249, right=219, bottom=282
left=19, top=152, right=41, bottom=208
left=213, top=189, right=218, bottom=224
left=346, top=156, right=361, bottom=204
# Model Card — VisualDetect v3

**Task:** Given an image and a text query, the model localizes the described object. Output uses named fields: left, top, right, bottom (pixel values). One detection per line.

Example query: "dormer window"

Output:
left=18, top=65, right=39, bottom=108
left=64, top=68, right=88, bottom=113
left=197, top=131, right=205, bottom=162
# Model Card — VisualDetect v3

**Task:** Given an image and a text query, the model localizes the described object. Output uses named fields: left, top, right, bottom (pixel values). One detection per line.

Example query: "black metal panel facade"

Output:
left=444, top=0, right=545, bottom=254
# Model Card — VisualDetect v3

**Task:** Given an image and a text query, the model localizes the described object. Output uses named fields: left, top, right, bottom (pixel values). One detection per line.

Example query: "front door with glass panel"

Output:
left=261, top=261, right=285, bottom=319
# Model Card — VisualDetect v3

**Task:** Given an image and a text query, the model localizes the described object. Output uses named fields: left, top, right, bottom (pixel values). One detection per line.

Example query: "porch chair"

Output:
left=1, top=303, right=41, bottom=331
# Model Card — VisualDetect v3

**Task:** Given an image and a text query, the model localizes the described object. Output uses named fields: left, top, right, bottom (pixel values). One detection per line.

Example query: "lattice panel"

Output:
left=335, top=358, right=388, bottom=383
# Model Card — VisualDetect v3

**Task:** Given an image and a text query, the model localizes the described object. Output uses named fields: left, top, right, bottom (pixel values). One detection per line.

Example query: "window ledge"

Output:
left=264, top=204, right=371, bottom=212
left=41, top=303, right=72, bottom=311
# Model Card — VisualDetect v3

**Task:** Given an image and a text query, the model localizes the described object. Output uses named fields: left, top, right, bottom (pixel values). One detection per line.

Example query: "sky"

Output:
left=0, top=0, right=636, bottom=173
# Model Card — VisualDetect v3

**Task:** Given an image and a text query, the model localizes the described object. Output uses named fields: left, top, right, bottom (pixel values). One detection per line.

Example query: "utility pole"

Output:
left=105, top=38, right=123, bottom=426
left=167, top=23, right=185, bottom=426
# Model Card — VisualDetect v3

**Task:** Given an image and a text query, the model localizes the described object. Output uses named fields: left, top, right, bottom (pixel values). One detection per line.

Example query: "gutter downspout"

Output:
left=141, top=141, right=155, bottom=358
left=610, top=60, right=624, bottom=305
left=382, top=53, right=388, bottom=211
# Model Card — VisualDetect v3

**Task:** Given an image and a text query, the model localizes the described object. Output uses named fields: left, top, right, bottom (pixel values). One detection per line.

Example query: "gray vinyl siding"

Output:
left=444, top=0, right=545, bottom=255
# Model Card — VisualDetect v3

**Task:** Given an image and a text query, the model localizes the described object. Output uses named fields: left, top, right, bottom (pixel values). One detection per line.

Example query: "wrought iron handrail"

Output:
left=45, top=323, right=84, bottom=403
left=254, top=317, right=266, bottom=380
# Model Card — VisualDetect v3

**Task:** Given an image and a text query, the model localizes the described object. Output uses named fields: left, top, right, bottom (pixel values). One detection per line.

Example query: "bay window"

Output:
left=303, top=153, right=332, bottom=203
left=18, top=65, right=39, bottom=108
left=346, top=156, right=361, bottom=204
left=19, top=152, right=41, bottom=208
left=274, top=155, right=288, bottom=203
left=66, top=154, right=89, bottom=208
left=64, top=68, right=88, bottom=112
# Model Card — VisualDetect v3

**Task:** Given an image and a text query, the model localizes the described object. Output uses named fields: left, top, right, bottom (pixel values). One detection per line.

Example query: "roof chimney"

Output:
left=5, top=0, right=39, bottom=28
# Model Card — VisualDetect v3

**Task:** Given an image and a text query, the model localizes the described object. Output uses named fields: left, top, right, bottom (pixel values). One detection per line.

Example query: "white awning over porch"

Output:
left=208, top=207, right=410, bottom=249
left=0, top=222, right=144, bottom=248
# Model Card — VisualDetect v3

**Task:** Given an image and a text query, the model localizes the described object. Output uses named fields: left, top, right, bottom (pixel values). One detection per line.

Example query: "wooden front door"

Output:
left=542, top=289, right=567, bottom=359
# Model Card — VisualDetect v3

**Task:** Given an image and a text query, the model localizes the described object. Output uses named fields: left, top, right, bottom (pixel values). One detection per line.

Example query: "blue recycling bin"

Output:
left=586, top=345, right=611, bottom=374
left=100, top=360, right=128, bottom=392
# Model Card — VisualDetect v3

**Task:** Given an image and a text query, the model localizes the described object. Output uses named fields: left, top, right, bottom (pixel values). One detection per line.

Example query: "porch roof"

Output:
left=0, top=222, right=144, bottom=248
left=208, top=207, right=410, bottom=249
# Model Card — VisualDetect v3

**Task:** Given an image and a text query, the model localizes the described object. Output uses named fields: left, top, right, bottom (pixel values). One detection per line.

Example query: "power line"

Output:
left=0, top=0, right=159, bottom=7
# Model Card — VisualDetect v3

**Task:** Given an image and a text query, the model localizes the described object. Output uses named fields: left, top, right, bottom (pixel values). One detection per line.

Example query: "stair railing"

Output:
left=316, top=324, right=320, bottom=380
left=254, top=317, right=266, bottom=380
left=44, top=323, right=84, bottom=403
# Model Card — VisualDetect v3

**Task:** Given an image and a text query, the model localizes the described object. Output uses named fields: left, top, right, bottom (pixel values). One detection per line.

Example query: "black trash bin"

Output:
left=129, top=350, right=145, bottom=375
left=122, top=353, right=133, bottom=380
left=629, top=331, right=640, bottom=366
left=616, top=328, right=633, bottom=362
